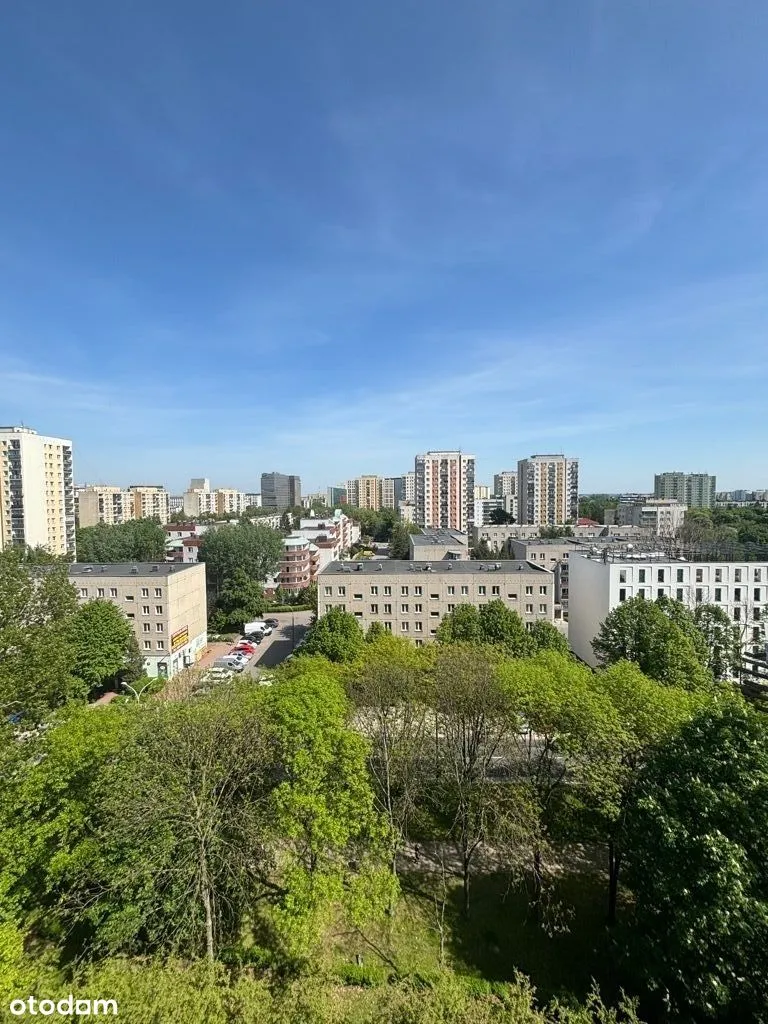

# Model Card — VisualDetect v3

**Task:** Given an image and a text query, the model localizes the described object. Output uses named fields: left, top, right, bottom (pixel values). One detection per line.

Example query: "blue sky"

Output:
left=1, top=1, right=767, bottom=494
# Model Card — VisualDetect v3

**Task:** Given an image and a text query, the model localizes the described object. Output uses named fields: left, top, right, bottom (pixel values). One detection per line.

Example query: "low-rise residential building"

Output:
left=505, top=538, right=576, bottom=619
left=293, top=510, right=360, bottom=561
left=399, top=501, right=416, bottom=523
left=568, top=552, right=768, bottom=671
left=69, top=561, right=207, bottom=679
left=409, top=528, right=468, bottom=561
left=182, top=536, right=204, bottom=563
left=278, top=536, right=319, bottom=592
left=473, top=522, right=622, bottom=549
left=318, top=559, right=555, bottom=643
left=605, top=498, right=686, bottom=534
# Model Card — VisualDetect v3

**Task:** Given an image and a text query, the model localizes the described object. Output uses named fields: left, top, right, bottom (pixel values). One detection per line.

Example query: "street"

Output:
left=244, top=609, right=314, bottom=673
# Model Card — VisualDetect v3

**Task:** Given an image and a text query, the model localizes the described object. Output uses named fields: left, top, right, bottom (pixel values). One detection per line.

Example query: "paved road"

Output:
left=244, top=610, right=314, bottom=674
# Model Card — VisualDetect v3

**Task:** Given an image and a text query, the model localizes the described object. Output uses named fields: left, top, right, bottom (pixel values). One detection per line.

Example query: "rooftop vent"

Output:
left=377, top=563, right=383, bottom=571
left=446, top=563, right=453, bottom=570
left=356, top=563, right=363, bottom=571
left=494, top=563, right=501, bottom=570
left=83, top=566, right=93, bottom=573
left=130, top=566, right=139, bottom=574
left=151, top=565, right=159, bottom=572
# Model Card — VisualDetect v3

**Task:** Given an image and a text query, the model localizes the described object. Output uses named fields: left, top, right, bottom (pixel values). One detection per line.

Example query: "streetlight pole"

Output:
left=121, top=680, right=153, bottom=702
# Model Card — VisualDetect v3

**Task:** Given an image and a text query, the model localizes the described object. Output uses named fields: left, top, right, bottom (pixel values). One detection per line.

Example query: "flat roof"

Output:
left=69, top=562, right=202, bottom=578
left=320, top=559, right=551, bottom=576
left=411, top=529, right=468, bottom=546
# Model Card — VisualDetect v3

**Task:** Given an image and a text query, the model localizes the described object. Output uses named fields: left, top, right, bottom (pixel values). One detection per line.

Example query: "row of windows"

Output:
left=77, top=586, right=164, bottom=599
left=324, top=583, right=547, bottom=597
left=620, top=567, right=765, bottom=585
left=337, top=602, right=548, bottom=616
left=618, top=588, right=764, bottom=617
left=143, top=640, right=166, bottom=650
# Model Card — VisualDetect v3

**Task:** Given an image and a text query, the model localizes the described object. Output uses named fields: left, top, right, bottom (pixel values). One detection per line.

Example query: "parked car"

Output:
left=234, top=641, right=257, bottom=653
left=214, top=655, right=247, bottom=672
left=265, top=618, right=279, bottom=628
left=243, top=633, right=264, bottom=644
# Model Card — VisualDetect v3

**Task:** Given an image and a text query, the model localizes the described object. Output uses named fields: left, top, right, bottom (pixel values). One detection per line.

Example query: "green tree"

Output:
left=366, top=621, right=386, bottom=642
left=297, top=580, right=318, bottom=612
left=489, top=507, right=515, bottom=525
left=528, top=620, right=570, bottom=655
left=592, top=595, right=713, bottom=691
left=210, top=569, right=266, bottom=631
left=75, top=520, right=166, bottom=562
left=693, top=603, right=742, bottom=680
left=435, top=604, right=483, bottom=643
left=479, top=600, right=532, bottom=656
left=66, top=599, right=138, bottom=690
left=470, top=539, right=494, bottom=559
left=198, top=522, right=283, bottom=594
left=623, top=702, right=768, bottom=1021
left=388, top=523, right=411, bottom=559
left=301, top=608, right=365, bottom=663
left=0, top=548, right=80, bottom=717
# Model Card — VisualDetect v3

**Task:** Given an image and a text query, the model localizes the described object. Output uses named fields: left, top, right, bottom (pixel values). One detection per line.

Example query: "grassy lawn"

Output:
left=329, top=857, right=619, bottom=1007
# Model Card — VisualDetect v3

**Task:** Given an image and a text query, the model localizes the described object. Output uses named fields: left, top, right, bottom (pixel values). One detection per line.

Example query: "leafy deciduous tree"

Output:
left=301, top=608, right=365, bottom=663
left=75, top=520, right=167, bottom=563
left=198, top=522, right=284, bottom=595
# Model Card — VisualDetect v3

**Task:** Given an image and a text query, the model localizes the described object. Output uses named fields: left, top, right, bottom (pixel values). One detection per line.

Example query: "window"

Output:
left=78, top=588, right=88, bottom=598
left=414, top=603, right=422, bottom=612
left=755, top=569, right=763, bottom=582
left=657, top=569, right=665, bottom=583
left=354, top=611, right=363, bottom=618
left=401, top=622, right=409, bottom=632
left=714, top=588, right=722, bottom=602
left=143, top=623, right=150, bottom=633
left=637, top=588, right=646, bottom=598
left=525, top=585, right=533, bottom=595
left=696, top=569, right=703, bottom=583
left=735, top=568, right=743, bottom=583
left=638, top=569, right=646, bottom=583
left=125, top=594, right=134, bottom=602
left=156, top=623, right=164, bottom=632
left=414, top=622, right=423, bottom=632
left=677, top=569, right=684, bottom=583
left=127, top=613, right=135, bottom=619
left=324, top=586, right=332, bottom=596
left=401, top=586, right=409, bottom=596
left=478, top=586, right=486, bottom=596
left=350, top=593, right=362, bottom=603
left=430, top=593, right=439, bottom=600
left=143, top=640, right=152, bottom=650
left=734, top=607, right=741, bottom=621
left=619, top=588, right=626, bottom=602
left=525, top=603, right=534, bottom=613
left=415, top=638, right=424, bottom=646
left=401, top=604, right=409, bottom=613
left=461, top=586, right=469, bottom=595
left=447, top=586, right=455, bottom=595
left=755, top=588, right=762, bottom=602
left=156, top=640, right=164, bottom=650
left=753, top=627, right=762, bottom=642
left=97, top=588, right=105, bottom=597
left=338, top=586, right=346, bottom=596
left=676, top=588, right=684, bottom=601
left=753, top=608, right=761, bottom=621
left=142, top=605, right=150, bottom=615
left=141, top=588, right=149, bottom=597
left=735, top=587, right=742, bottom=601
left=715, top=569, right=722, bottom=583
left=508, top=592, right=518, bottom=600
left=154, top=588, right=162, bottom=598
left=384, top=586, right=392, bottom=596
left=384, top=603, right=392, bottom=614
left=492, top=585, right=500, bottom=595
left=370, top=585, right=378, bottom=595
left=414, top=586, right=422, bottom=596
left=370, top=604, right=378, bottom=614
left=110, top=588, right=118, bottom=598
left=539, top=604, right=547, bottom=613
left=695, top=588, right=703, bottom=603
left=539, top=586, right=547, bottom=595
left=384, top=622, right=392, bottom=632
left=657, top=589, right=664, bottom=599
left=619, top=570, right=627, bottom=583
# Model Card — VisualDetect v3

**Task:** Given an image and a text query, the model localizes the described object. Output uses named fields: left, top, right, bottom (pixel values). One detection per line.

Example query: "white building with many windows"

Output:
left=568, top=552, right=768, bottom=668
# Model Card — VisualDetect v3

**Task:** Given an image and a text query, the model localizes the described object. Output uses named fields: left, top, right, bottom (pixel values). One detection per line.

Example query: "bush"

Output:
left=334, top=962, right=389, bottom=987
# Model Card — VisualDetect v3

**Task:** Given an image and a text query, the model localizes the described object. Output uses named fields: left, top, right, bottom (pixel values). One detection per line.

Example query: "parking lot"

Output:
left=243, top=609, right=314, bottom=674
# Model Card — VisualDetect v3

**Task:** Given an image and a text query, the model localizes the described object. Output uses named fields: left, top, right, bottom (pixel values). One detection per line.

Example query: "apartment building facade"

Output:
left=517, top=455, right=579, bottom=526
left=611, top=498, right=687, bottom=534
left=261, top=472, right=301, bottom=509
left=414, top=451, right=475, bottom=532
left=276, top=536, right=320, bottom=592
left=346, top=475, right=382, bottom=510
left=0, top=426, right=75, bottom=556
left=326, top=485, right=347, bottom=507
left=69, top=561, right=207, bottom=679
left=494, top=471, right=517, bottom=498
left=568, top=552, right=768, bottom=669
left=403, top=471, right=416, bottom=503
left=382, top=476, right=405, bottom=509
left=77, top=485, right=134, bottom=528
left=654, top=472, right=716, bottom=509
left=129, top=485, right=170, bottom=524
left=318, top=559, right=554, bottom=643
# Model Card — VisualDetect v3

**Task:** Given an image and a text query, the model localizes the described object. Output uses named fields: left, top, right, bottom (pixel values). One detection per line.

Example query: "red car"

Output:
left=233, top=642, right=256, bottom=655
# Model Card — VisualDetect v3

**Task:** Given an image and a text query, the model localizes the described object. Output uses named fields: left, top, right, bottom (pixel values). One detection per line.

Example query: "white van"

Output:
left=243, top=620, right=268, bottom=635
left=214, top=655, right=247, bottom=672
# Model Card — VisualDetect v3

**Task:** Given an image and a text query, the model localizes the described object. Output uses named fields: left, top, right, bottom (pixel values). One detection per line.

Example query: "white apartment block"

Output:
left=293, top=511, right=360, bottom=565
left=382, top=476, right=405, bottom=510
left=494, top=471, right=517, bottom=498
left=474, top=484, right=491, bottom=500
left=169, top=495, right=184, bottom=514
left=474, top=497, right=507, bottom=526
left=517, top=455, right=579, bottom=526
left=346, top=475, right=382, bottom=510
left=568, top=552, right=768, bottom=669
left=245, top=493, right=262, bottom=508
left=69, top=561, right=207, bottom=679
left=183, top=480, right=248, bottom=517
left=613, top=498, right=687, bottom=535
left=403, top=471, right=416, bottom=503
left=77, top=485, right=135, bottom=528
left=415, top=451, right=475, bottom=532
left=129, top=485, right=170, bottom=524
left=0, top=426, right=76, bottom=556
left=318, top=559, right=555, bottom=644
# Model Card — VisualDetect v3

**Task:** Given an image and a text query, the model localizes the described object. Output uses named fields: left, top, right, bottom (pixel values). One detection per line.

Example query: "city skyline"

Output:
left=2, top=2, right=768, bottom=490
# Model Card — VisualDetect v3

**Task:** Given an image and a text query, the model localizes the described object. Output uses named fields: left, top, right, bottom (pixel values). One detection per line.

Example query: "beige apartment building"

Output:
left=409, top=527, right=469, bottom=560
left=69, top=561, right=207, bottom=678
left=346, top=475, right=382, bottom=510
left=517, top=455, right=579, bottom=526
left=0, top=426, right=75, bottom=556
left=318, top=559, right=554, bottom=643
left=77, top=485, right=135, bottom=528
left=414, top=450, right=475, bottom=531
left=129, top=485, right=170, bottom=524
